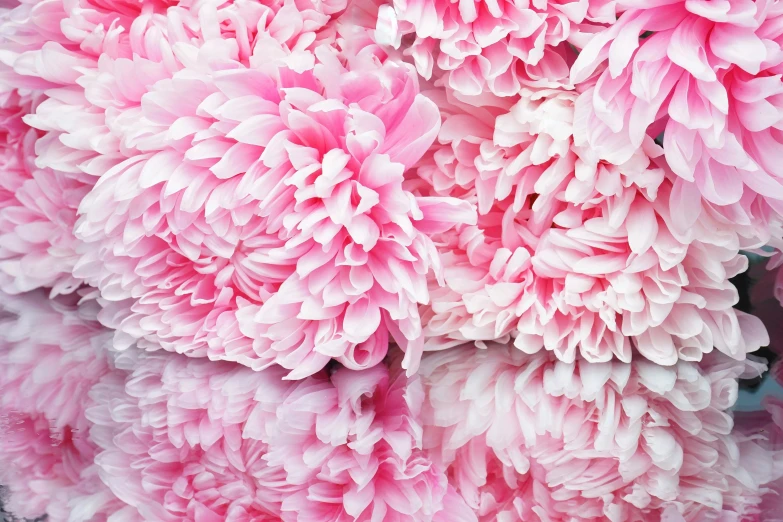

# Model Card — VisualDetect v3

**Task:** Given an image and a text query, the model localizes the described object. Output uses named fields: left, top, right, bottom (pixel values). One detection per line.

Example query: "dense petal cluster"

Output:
left=0, top=90, right=85, bottom=295
left=376, top=0, right=613, bottom=97
left=9, top=0, right=477, bottom=378
left=570, top=0, right=783, bottom=236
left=2, top=0, right=783, bottom=519
left=416, top=86, right=768, bottom=365
left=419, top=342, right=781, bottom=521
left=221, top=49, right=475, bottom=377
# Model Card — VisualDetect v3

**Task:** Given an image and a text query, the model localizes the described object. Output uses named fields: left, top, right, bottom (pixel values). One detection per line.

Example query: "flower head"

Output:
left=59, top=1, right=475, bottom=378
left=570, top=0, right=783, bottom=240
left=417, top=86, right=768, bottom=365
left=376, top=0, right=614, bottom=98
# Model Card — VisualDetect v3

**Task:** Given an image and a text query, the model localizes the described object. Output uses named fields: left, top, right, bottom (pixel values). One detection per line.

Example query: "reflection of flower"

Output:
left=420, top=342, right=779, bottom=521
left=259, top=360, right=472, bottom=521
left=0, top=290, right=122, bottom=521
left=733, top=397, right=783, bottom=522
left=87, top=349, right=473, bottom=521
left=86, top=351, right=290, bottom=521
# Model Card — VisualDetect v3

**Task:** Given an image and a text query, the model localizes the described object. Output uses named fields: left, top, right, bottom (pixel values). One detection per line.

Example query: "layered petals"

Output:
left=376, top=0, right=612, bottom=98
left=570, top=0, right=783, bottom=243
left=54, top=3, right=477, bottom=377
left=418, top=86, right=768, bottom=365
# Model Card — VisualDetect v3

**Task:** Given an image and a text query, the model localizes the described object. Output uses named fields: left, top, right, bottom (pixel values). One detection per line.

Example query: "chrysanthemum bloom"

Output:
left=0, top=0, right=190, bottom=296
left=0, top=0, right=165, bottom=176
left=375, top=0, right=615, bottom=99
left=0, top=290, right=126, bottom=521
left=0, top=90, right=86, bottom=295
left=87, top=348, right=474, bottom=521
left=230, top=47, right=475, bottom=377
left=3, top=0, right=417, bottom=379
left=570, top=0, right=783, bottom=238
left=0, top=0, right=100, bottom=296
left=419, top=341, right=782, bottom=521
left=415, top=86, right=767, bottom=365
left=63, top=0, right=474, bottom=378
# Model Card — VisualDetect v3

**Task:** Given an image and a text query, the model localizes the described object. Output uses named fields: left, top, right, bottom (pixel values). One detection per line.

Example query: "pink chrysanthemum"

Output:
left=87, top=348, right=474, bottom=521
left=227, top=48, right=475, bottom=377
left=0, top=0, right=188, bottom=295
left=415, top=86, right=768, bottom=365
left=17, top=0, right=479, bottom=378
left=570, top=0, right=783, bottom=237
left=0, top=290, right=126, bottom=521
left=0, top=0, right=454, bottom=376
left=0, top=0, right=173, bottom=175
left=419, top=341, right=783, bottom=521
left=0, top=90, right=85, bottom=295
left=375, top=0, right=615, bottom=98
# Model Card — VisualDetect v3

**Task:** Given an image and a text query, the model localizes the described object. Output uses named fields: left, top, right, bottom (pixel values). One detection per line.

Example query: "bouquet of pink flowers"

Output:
left=3, top=0, right=783, bottom=520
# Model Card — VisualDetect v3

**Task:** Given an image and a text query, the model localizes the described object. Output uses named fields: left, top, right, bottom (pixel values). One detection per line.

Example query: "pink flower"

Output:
left=0, top=0, right=174, bottom=174
left=0, top=290, right=126, bottom=521
left=229, top=48, right=475, bottom=377
left=66, top=9, right=474, bottom=378
left=1, top=0, right=463, bottom=376
left=416, top=86, right=768, bottom=365
left=419, top=341, right=781, bottom=521
left=376, top=0, right=615, bottom=98
left=0, top=0, right=183, bottom=297
left=0, top=91, right=85, bottom=295
left=570, top=0, right=783, bottom=238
